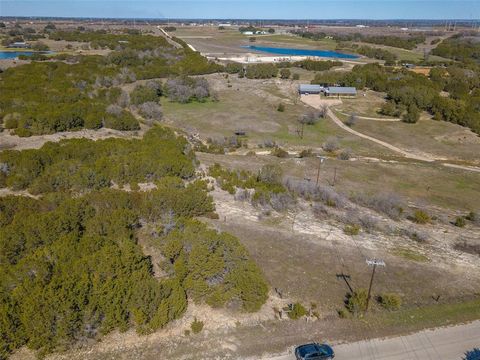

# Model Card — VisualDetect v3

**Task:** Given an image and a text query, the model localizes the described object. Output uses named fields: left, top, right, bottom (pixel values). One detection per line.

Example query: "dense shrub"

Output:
left=378, top=293, right=402, bottom=310
left=412, top=210, right=430, bottom=224
left=130, top=84, right=160, bottom=105
left=156, top=220, right=268, bottom=311
left=402, top=104, right=420, bottom=124
left=0, top=127, right=194, bottom=193
left=291, top=59, right=342, bottom=71
left=344, top=224, right=360, bottom=235
left=346, top=289, right=368, bottom=315
left=0, top=127, right=268, bottom=357
left=287, top=303, right=307, bottom=320
left=454, top=216, right=466, bottom=228
left=208, top=164, right=287, bottom=207
left=225, top=62, right=243, bottom=74
left=190, top=318, right=204, bottom=334
left=466, top=211, right=479, bottom=224
left=245, top=63, right=278, bottom=79
left=355, top=45, right=397, bottom=65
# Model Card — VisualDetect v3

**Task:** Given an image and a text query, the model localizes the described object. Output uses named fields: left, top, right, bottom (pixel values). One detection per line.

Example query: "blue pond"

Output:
left=244, top=45, right=358, bottom=59
left=0, top=51, right=47, bottom=60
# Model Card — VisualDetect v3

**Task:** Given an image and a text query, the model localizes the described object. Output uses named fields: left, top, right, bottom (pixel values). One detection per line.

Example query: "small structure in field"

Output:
left=325, top=87, right=357, bottom=98
left=299, top=84, right=324, bottom=95
left=9, top=42, right=30, bottom=49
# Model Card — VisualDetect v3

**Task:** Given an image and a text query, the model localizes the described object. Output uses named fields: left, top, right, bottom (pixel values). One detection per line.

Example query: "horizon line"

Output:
left=1, top=16, right=479, bottom=22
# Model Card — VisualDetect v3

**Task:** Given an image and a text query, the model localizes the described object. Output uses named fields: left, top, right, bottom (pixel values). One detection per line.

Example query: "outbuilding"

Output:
left=325, top=86, right=357, bottom=98
left=298, top=84, right=323, bottom=95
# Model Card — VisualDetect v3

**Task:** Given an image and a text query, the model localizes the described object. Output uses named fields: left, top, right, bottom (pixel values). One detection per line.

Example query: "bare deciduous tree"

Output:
left=139, top=102, right=163, bottom=122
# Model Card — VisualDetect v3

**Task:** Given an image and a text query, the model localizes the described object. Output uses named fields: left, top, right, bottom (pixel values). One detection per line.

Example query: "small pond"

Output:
left=243, top=45, right=358, bottom=59
left=0, top=51, right=52, bottom=60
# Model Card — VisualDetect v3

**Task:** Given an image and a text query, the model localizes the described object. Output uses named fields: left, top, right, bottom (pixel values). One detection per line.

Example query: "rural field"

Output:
left=1, top=15, right=479, bottom=360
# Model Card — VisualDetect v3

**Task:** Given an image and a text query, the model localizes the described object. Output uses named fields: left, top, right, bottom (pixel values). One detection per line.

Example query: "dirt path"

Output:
left=0, top=127, right=146, bottom=151
left=325, top=107, right=437, bottom=162
left=301, top=96, right=480, bottom=173
left=333, top=109, right=400, bottom=122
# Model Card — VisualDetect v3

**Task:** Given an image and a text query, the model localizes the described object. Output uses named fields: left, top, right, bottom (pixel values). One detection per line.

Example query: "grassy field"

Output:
left=163, top=75, right=400, bottom=157
left=351, top=116, right=480, bottom=164
left=211, top=215, right=478, bottom=312
left=255, top=34, right=338, bottom=50
left=335, top=90, right=391, bottom=118
left=164, top=74, right=480, bottom=211
left=174, top=26, right=342, bottom=55
left=199, top=150, right=480, bottom=213
left=347, top=41, right=449, bottom=62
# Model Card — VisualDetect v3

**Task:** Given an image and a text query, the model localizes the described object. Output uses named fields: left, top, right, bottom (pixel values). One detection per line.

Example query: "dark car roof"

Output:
left=296, top=343, right=334, bottom=358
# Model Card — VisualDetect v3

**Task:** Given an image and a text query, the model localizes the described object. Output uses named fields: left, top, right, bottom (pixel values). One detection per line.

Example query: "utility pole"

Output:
left=315, top=156, right=325, bottom=186
left=365, top=258, right=385, bottom=312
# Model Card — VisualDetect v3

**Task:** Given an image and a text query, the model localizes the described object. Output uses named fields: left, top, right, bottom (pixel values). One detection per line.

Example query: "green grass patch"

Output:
left=392, top=248, right=429, bottom=262
left=376, top=299, right=480, bottom=329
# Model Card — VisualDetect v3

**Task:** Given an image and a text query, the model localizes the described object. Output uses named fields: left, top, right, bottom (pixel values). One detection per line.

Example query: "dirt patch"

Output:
left=0, top=126, right=148, bottom=151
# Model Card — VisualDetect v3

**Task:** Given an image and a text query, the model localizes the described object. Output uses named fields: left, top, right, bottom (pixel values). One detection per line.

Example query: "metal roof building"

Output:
left=298, top=84, right=324, bottom=94
left=325, top=87, right=357, bottom=97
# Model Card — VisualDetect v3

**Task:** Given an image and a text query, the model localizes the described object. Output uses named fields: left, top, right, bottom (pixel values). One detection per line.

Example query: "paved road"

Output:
left=265, top=321, right=480, bottom=360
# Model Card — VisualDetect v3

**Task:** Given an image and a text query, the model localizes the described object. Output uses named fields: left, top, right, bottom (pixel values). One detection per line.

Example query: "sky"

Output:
left=1, top=0, right=479, bottom=20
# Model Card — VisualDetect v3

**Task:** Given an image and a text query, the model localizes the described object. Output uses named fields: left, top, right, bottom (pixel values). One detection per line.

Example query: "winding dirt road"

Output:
left=334, top=109, right=400, bottom=122
left=301, top=96, right=480, bottom=173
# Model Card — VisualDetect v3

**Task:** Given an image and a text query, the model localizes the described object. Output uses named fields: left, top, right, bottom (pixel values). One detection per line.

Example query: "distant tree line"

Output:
left=431, top=35, right=480, bottom=63
left=292, top=30, right=425, bottom=50
left=353, top=45, right=397, bottom=65
left=228, top=60, right=342, bottom=80
left=277, top=59, right=342, bottom=71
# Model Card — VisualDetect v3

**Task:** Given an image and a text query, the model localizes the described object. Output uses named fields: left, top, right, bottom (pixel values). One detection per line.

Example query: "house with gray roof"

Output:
left=325, top=87, right=357, bottom=97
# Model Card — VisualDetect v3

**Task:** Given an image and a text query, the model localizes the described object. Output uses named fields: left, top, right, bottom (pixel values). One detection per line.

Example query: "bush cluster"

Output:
left=208, top=164, right=288, bottom=207
left=165, top=76, right=211, bottom=103
left=0, top=126, right=268, bottom=357
left=0, top=127, right=194, bottom=193
left=0, top=32, right=224, bottom=135
left=378, top=293, right=402, bottom=310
